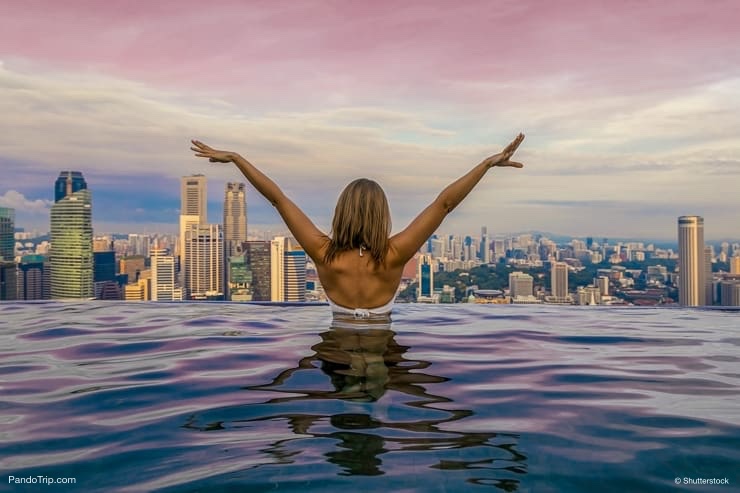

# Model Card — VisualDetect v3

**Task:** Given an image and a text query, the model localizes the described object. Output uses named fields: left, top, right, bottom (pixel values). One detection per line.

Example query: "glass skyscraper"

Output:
left=0, top=207, right=14, bottom=261
left=50, top=175, right=93, bottom=299
left=54, top=171, right=87, bottom=203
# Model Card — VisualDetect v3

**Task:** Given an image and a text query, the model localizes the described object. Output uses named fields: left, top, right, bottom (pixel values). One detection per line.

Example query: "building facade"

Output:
left=245, top=241, right=271, bottom=301
left=50, top=174, right=93, bottom=300
left=184, top=224, right=223, bottom=300
left=678, top=216, right=705, bottom=306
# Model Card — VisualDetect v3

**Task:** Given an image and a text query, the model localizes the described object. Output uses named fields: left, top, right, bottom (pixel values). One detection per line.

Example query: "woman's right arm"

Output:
left=191, top=140, right=329, bottom=261
left=388, top=133, right=525, bottom=266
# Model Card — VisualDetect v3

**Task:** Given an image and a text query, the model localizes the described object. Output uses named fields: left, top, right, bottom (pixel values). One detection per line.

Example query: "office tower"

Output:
left=270, top=236, right=286, bottom=301
left=181, top=175, right=207, bottom=223
left=480, top=227, right=491, bottom=264
left=54, top=171, right=86, bottom=203
left=678, top=216, right=705, bottom=306
left=551, top=262, right=569, bottom=300
left=50, top=173, right=93, bottom=299
left=704, top=246, right=713, bottom=305
left=284, top=249, right=307, bottom=302
left=0, top=207, right=13, bottom=261
left=509, top=272, right=534, bottom=299
left=430, top=237, right=444, bottom=258
left=18, top=255, right=51, bottom=300
left=228, top=254, right=253, bottom=301
left=0, top=260, right=15, bottom=300
left=184, top=224, right=223, bottom=300
left=417, top=254, right=434, bottom=300
left=0, top=207, right=15, bottom=300
left=223, top=182, right=247, bottom=258
left=731, top=256, right=740, bottom=275
left=151, top=248, right=178, bottom=301
left=245, top=241, right=271, bottom=301
left=93, top=250, right=119, bottom=300
left=719, top=280, right=740, bottom=306
left=178, top=214, right=200, bottom=286
left=180, top=174, right=207, bottom=290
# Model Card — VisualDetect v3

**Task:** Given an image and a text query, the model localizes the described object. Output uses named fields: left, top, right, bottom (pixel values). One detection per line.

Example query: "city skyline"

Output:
left=1, top=1, right=740, bottom=239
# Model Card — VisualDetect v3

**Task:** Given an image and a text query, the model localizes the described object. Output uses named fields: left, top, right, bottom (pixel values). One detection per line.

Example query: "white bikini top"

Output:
left=327, top=296, right=395, bottom=320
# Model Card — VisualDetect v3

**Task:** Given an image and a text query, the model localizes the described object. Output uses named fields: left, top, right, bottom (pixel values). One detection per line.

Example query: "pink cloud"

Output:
left=1, top=0, right=739, bottom=105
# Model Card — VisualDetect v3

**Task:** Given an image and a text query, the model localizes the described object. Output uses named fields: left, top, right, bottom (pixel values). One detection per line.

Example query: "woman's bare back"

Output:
left=315, top=246, right=404, bottom=310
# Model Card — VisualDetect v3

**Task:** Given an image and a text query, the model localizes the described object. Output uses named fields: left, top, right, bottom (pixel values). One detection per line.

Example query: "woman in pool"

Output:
left=191, top=133, right=524, bottom=319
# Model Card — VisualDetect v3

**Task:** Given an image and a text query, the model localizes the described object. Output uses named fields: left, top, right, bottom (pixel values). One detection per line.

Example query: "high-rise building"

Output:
left=0, top=207, right=14, bottom=261
left=54, top=171, right=87, bottom=203
left=284, top=249, right=307, bottom=302
left=678, top=216, right=705, bottom=306
left=227, top=254, right=253, bottom=301
left=480, top=226, right=491, bottom=264
left=417, top=254, right=434, bottom=301
left=509, top=271, right=534, bottom=299
left=50, top=173, right=93, bottom=299
left=551, top=262, right=569, bottom=300
left=245, top=241, right=271, bottom=301
left=719, top=279, right=740, bottom=307
left=0, top=207, right=15, bottom=301
left=731, top=256, right=740, bottom=275
left=151, top=248, right=179, bottom=301
left=270, top=236, right=286, bottom=301
left=704, top=246, right=713, bottom=306
left=184, top=224, right=223, bottom=300
left=18, top=255, right=51, bottom=300
left=223, top=182, right=247, bottom=258
left=93, top=250, right=119, bottom=300
left=181, top=174, right=207, bottom=223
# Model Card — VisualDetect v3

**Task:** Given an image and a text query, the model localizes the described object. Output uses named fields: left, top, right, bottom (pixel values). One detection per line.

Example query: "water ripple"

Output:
left=0, top=302, right=738, bottom=492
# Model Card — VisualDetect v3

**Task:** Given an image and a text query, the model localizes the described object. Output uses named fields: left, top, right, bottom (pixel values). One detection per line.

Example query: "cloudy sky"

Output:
left=1, top=0, right=739, bottom=240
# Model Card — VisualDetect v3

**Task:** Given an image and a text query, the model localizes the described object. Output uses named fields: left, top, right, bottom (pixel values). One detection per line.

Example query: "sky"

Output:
left=1, top=0, right=739, bottom=241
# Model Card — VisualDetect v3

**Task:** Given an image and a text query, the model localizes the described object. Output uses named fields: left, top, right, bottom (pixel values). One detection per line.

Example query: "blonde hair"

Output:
left=324, top=178, right=391, bottom=265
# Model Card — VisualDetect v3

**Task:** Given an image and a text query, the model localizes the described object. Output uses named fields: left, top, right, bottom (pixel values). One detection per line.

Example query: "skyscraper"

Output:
left=223, top=182, right=247, bottom=258
left=180, top=174, right=207, bottom=223
left=551, top=262, right=569, bottom=300
left=54, top=171, right=87, bottom=203
left=151, top=248, right=178, bottom=301
left=270, top=236, right=286, bottom=301
left=0, top=207, right=15, bottom=301
left=50, top=173, right=93, bottom=299
left=480, top=226, right=491, bottom=264
left=245, top=241, right=271, bottom=301
left=732, top=256, right=740, bottom=275
left=678, top=216, right=705, bottom=306
left=0, top=207, right=13, bottom=261
left=18, top=255, right=51, bottom=300
left=179, top=174, right=207, bottom=290
left=284, top=249, right=307, bottom=302
left=417, top=254, right=434, bottom=301
left=184, top=224, right=223, bottom=300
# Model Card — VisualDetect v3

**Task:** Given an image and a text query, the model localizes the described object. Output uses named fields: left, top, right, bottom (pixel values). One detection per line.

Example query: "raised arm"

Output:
left=389, top=133, right=525, bottom=265
left=190, top=140, right=329, bottom=261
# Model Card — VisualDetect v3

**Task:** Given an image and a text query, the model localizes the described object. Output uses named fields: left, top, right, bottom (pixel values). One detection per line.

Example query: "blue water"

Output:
left=1, top=302, right=739, bottom=492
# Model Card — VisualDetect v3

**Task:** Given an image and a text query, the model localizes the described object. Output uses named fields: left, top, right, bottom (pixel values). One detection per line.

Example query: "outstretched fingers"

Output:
left=503, top=133, right=525, bottom=158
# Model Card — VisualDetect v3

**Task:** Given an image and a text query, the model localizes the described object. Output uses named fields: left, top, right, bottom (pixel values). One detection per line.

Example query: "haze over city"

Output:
left=1, top=0, right=739, bottom=240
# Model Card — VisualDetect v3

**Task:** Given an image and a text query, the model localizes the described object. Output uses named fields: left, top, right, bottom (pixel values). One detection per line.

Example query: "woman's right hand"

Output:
left=190, top=140, right=237, bottom=163
left=483, top=133, right=525, bottom=168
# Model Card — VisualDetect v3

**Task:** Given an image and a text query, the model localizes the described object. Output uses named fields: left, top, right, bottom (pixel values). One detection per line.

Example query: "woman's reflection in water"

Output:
left=240, top=319, right=527, bottom=487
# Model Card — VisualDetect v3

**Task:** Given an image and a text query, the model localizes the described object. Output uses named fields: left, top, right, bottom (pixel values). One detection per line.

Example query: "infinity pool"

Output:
left=1, top=302, right=738, bottom=492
